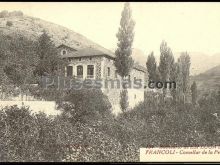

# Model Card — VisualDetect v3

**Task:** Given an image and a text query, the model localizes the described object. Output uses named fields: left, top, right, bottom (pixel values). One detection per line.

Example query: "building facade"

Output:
left=58, top=44, right=147, bottom=114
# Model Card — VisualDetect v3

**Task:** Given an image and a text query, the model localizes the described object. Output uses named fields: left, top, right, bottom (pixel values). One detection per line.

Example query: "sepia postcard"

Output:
left=0, top=2, right=220, bottom=163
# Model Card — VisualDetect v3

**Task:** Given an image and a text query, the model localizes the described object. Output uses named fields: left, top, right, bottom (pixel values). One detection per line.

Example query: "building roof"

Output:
left=57, top=44, right=78, bottom=51
left=60, top=46, right=115, bottom=59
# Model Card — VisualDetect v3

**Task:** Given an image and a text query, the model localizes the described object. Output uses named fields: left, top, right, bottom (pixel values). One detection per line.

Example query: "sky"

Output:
left=1, top=2, right=220, bottom=56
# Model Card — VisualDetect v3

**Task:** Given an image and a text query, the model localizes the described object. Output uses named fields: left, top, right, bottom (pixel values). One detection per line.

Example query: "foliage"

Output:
left=146, top=52, right=157, bottom=81
left=0, top=31, right=67, bottom=99
left=191, top=81, right=198, bottom=105
left=114, top=2, right=135, bottom=113
left=33, top=31, right=67, bottom=78
left=178, top=52, right=191, bottom=94
left=4, top=64, right=23, bottom=86
left=0, top=33, right=38, bottom=99
left=158, top=41, right=175, bottom=97
left=114, top=2, right=135, bottom=78
left=29, top=84, right=67, bottom=101
left=169, top=62, right=180, bottom=103
left=1, top=88, right=220, bottom=162
left=197, top=90, right=220, bottom=145
left=6, top=21, right=13, bottom=27
left=158, top=41, right=174, bottom=82
left=0, top=10, right=9, bottom=18
left=0, top=10, right=23, bottom=18
left=0, top=103, right=122, bottom=162
left=59, top=87, right=112, bottom=125
left=119, top=89, right=129, bottom=113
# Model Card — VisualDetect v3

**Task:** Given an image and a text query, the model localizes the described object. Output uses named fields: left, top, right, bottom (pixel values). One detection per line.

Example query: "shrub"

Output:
left=59, top=88, right=112, bottom=125
left=0, top=105, right=39, bottom=161
left=0, top=10, right=9, bottom=18
left=0, top=106, right=75, bottom=161
left=6, top=21, right=13, bottom=27
left=0, top=10, right=23, bottom=18
left=0, top=105, right=127, bottom=162
left=1, top=87, right=219, bottom=162
left=9, top=11, right=23, bottom=17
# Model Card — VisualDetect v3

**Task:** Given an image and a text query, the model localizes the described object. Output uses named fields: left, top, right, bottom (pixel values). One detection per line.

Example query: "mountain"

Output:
left=131, top=48, right=147, bottom=66
left=191, top=64, right=220, bottom=92
left=175, top=52, right=220, bottom=76
left=110, top=48, right=147, bottom=67
left=150, top=52, right=220, bottom=76
left=0, top=14, right=112, bottom=55
left=119, top=50, right=220, bottom=75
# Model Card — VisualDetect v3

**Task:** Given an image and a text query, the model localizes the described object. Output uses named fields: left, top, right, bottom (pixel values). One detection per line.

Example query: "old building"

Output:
left=58, top=44, right=147, bottom=114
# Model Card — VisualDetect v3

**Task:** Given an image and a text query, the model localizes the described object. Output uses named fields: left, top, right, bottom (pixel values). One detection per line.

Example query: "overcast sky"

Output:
left=0, top=2, right=220, bottom=56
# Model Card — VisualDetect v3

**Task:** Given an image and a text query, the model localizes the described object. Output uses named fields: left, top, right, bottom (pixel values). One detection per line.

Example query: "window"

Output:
left=107, top=67, right=110, bottom=77
left=115, top=70, right=117, bottom=78
left=134, top=77, right=136, bottom=81
left=134, top=94, right=136, bottom=99
left=66, top=66, right=73, bottom=77
left=87, top=65, right=94, bottom=78
left=77, top=65, right=83, bottom=78
left=61, top=49, right=67, bottom=55
left=79, top=58, right=82, bottom=61
left=68, top=57, right=71, bottom=62
left=89, top=57, right=92, bottom=60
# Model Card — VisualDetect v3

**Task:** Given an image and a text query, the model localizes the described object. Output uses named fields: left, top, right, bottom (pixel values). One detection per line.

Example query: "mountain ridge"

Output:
left=191, top=64, right=220, bottom=92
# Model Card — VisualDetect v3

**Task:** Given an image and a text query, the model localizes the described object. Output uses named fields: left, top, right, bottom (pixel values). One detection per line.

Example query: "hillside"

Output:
left=175, top=52, right=220, bottom=76
left=0, top=14, right=113, bottom=55
left=191, top=64, right=220, bottom=92
left=111, top=48, right=147, bottom=67
left=0, top=13, right=150, bottom=67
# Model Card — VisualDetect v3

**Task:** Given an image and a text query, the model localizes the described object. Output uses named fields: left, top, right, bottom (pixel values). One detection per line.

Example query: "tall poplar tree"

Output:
left=158, top=41, right=174, bottom=97
left=114, top=2, right=135, bottom=112
left=115, top=2, right=135, bottom=79
left=170, top=62, right=179, bottom=103
left=146, top=52, right=157, bottom=81
left=177, top=52, right=191, bottom=103
left=191, top=81, right=197, bottom=106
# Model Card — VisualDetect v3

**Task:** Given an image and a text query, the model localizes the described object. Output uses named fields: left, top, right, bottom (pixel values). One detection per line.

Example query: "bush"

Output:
left=0, top=106, right=77, bottom=161
left=6, top=21, right=13, bottom=27
left=59, top=88, right=112, bottom=125
left=29, top=85, right=67, bottom=101
left=197, top=90, right=220, bottom=145
left=0, top=105, right=41, bottom=161
left=116, top=97, right=208, bottom=148
left=0, top=10, right=23, bottom=18
left=0, top=10, right=9, bottom=18
left=1, top=87, right=219, bottom=162
left=9, top=11, right=23, bottom=17
left=0, top=105, right=127, bottom=162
